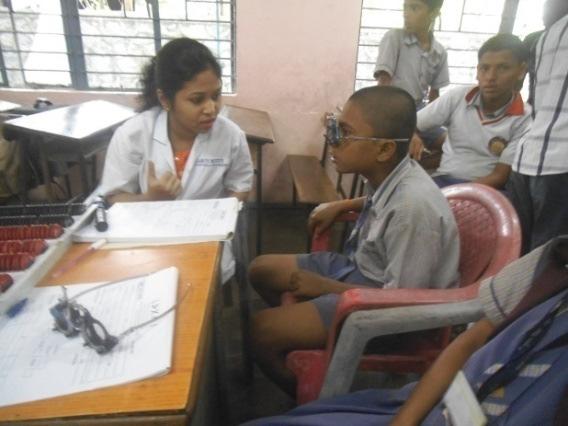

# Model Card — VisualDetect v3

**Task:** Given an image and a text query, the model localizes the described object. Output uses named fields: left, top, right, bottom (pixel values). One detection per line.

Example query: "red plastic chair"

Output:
left=283, top=183, right=522, bottom=404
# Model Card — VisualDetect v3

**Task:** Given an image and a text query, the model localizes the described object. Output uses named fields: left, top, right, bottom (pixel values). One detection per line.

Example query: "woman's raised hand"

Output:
left=146, top=161, right=182, bottom=200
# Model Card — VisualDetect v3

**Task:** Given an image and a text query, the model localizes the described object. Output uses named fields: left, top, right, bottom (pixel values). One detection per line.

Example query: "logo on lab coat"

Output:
left=196, top=157, right=228, bottom=167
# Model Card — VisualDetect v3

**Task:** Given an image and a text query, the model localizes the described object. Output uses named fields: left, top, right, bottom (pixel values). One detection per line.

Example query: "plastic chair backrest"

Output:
left=442, top=184, right=520, bottom=287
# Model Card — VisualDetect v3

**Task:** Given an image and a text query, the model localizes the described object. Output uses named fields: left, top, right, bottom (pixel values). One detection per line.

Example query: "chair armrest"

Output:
left=319, top=299, right=484, bottom=399
left=328, top=284, right=480, bottom=338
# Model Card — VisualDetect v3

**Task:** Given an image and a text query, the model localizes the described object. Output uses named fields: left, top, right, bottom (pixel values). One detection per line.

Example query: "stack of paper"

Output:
left=73, top=198, right=240, bottom=244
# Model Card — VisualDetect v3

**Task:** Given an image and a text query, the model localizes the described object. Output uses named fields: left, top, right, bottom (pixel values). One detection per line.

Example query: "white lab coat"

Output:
left=100, top=107, right=254, bottom=283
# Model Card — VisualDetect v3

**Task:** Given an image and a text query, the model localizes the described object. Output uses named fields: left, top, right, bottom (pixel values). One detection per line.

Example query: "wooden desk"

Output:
left=4, top=100, right=135, bottom=201
left=224, top=104, right=275, bottom=254
left=0, top=242, right=221, bottom=425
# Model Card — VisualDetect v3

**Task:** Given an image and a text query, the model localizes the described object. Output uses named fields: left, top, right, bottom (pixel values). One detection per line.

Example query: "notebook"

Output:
left=73, top=197, right=240, bottom=244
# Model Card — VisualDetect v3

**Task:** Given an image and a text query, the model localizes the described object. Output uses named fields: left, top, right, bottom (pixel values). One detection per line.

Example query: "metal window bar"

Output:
left=0, top=0, right=235, bottom=92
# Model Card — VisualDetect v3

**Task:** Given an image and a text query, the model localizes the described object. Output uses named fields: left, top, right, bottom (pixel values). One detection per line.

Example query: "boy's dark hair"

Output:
left=478, top=33, right=529, bottom=64
left=421, top=0, right=444, bottom=12
left=138, top=38, right=222, bottom=112
left=348, top=86, right=416, bottom=160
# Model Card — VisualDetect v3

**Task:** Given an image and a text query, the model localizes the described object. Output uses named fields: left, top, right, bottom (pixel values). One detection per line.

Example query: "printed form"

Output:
left=73, top=197, right=240, bottom=243
left=0, top=267, right=178, bottom=407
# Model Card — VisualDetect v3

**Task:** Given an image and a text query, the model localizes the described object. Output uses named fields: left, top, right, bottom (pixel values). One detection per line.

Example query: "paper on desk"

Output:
left=0, top=267, right=178, bottom=408
left=73, top=197, right=240, bottom=244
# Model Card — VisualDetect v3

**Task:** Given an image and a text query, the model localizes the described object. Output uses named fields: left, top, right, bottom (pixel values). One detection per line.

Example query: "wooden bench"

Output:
left=288, top=154, right=340, bottom=205
left=288, top=112, right=346, bottom=206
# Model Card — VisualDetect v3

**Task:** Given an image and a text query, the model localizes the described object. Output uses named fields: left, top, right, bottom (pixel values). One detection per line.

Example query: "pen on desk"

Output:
left=50, top=239, right=107, bottom=279
left=6, top=298, right=27, bottom=318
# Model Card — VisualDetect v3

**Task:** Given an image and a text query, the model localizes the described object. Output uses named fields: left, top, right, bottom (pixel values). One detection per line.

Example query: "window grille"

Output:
left=355, top=0, right=546, bottom=93
left=0, top=0, right=236, bottom=92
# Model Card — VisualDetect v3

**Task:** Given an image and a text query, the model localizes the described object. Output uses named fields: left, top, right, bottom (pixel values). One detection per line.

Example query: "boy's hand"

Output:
left=146, top=161, right=182, bottom=200
left=308, top=201, right=344, bottom=236
left=289, top=270, right=331, bottom=300
left=409, top=133, right=425, bottom=161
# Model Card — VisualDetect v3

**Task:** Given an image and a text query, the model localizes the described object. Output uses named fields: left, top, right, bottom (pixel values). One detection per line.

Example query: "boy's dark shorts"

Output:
left=296, top=252, right=379, bottom=329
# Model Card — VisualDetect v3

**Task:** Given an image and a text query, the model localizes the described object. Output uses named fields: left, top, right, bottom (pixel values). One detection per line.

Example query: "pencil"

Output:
left=50, top=239, right=107, bottom=279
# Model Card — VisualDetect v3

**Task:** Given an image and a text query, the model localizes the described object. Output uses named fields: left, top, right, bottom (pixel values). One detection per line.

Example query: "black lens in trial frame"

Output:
left=324, top=114, right=411, bottom=147
left=49, top=274, right=190, bottom=355
left=50, top=289, right=119, bottom=354
left=325, top=114, right=341, bottom=147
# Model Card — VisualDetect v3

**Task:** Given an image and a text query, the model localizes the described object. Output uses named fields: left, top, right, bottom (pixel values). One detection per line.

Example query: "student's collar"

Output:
left=465, top=87, right=525, bottom=117
left=403, top=31, right=443, bottom=55
left=368, top=155, right=411, bottom=205
left=153, top=108, right=169, bottom=146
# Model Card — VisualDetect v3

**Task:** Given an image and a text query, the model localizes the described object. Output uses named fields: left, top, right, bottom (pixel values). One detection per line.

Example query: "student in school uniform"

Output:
left=374, top=0, right=449, bottom=148
left=242, top=235, right=568, bottom=426
left=248, top=85, right=460, bottom=395
left=411, top=34, right=531, bottom=190
left=507, top=0, right=568, bottom=254
left=100, top=37, right=254, bottom=283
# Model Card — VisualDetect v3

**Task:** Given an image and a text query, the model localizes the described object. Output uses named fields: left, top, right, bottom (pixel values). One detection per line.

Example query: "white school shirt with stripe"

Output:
left=417, top=86, right=531, bottom=181
left=100, top=107, right=254, bottom=283
left=513, top=14, right=568, bottom=176
left=374, top=28, right=449, bottom=104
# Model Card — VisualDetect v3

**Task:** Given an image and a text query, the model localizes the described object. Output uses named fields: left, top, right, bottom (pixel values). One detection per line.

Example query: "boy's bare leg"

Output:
left=250, top=301, right=327, bottom=396
left=249, top=254, right=300, bottom=306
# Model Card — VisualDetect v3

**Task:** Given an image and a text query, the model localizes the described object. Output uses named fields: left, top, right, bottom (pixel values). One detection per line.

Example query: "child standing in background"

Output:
left=374, top=0, right=448, bottom=147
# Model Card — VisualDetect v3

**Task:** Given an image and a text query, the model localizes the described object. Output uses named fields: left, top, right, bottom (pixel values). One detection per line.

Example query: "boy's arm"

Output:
left=416, top=88, right=455, bottom=133
left=391, top=318, right=495, bottom=426
left=308, top=197, right=366, bottom=236
left=428, top=88, right=440, bottom=103
left=429, top=48, right=450, bottom=100
left=374, top=29, right=399, bottom=84
left=473, top=163, right=511, bottom=189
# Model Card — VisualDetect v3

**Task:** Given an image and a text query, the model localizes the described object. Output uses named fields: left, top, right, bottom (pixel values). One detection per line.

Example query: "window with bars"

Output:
left=0, top=0, right=235, bottom=92
left=355, top=0, right=546, bottom=94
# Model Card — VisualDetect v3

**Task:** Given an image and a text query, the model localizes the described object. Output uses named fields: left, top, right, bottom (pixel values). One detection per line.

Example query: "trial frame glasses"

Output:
left=324, top=114, right=410, bottom=147
left=49, top=272, right=190, bottom=355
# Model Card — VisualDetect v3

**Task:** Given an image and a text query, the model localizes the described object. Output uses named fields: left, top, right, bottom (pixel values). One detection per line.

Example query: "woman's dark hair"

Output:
left=138, top=38, right=222, bottom=112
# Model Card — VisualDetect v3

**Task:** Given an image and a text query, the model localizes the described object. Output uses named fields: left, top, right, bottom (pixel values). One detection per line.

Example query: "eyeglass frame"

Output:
left=49, top=272, right=190, bottom=355
left=324, top=114, right=410, bottom=147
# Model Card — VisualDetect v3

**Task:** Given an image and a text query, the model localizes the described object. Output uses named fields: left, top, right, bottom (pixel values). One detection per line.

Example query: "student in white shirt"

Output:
left=100, top=38, right=253, bottom=282
left=508, top=0, right=568, bottom=254
left=411, top=34, right=531, bottom=190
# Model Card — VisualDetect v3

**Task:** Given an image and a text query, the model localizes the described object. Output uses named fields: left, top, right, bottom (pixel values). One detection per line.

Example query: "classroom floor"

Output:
left=219, top=206, right=411, bottom=425
left=220, top=206, right=304, bottom=425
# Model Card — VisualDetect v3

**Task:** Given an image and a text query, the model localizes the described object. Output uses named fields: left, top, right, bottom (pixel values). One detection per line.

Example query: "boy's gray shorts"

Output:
left=296, top=252, right=379, bottom=329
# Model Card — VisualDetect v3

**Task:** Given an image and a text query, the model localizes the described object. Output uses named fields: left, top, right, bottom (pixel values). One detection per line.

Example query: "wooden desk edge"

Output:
left=0, top=242, right=222, bottom=424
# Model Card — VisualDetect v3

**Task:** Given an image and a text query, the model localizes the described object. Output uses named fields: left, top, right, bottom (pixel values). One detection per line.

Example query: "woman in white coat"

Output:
left=100, top=38, right=254, bottom=283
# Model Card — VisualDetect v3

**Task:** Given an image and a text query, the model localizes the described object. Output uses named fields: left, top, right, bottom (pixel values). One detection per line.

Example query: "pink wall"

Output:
left=0, top=0, right=363, bottom=203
